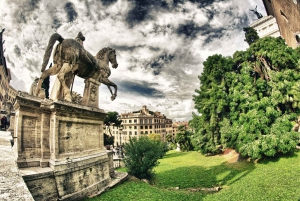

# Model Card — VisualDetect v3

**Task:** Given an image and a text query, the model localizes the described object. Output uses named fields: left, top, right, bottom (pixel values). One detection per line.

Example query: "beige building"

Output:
left=262, top=0, right=300, bottom=48
left=0, top=29, right=17, bottom=113
left=250, top=15, right=280, bottom=38
left=172, top=121, right=189, bottom=136
left=111, top=105, right=172, bottom=146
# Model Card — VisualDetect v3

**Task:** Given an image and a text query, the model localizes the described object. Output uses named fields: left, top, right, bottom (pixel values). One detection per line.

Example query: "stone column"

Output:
left=82, top=78, right=100, bottom=108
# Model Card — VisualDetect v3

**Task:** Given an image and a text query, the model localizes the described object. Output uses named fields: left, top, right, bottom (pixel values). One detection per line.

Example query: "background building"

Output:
left=262, top=0, right=300, bottom=48
left=250, top=15, right=280, bottom=38
left=111, top=105, right=172, bottom=146
left=0, top=29, right=17, bottom=114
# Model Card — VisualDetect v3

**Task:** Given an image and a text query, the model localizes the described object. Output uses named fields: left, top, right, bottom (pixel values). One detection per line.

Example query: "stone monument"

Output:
left=12, top=32, right=121, bottom=200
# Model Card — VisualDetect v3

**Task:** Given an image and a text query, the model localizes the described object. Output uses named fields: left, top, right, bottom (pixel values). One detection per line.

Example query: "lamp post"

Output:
left=118, top=126, right=124, bottom=158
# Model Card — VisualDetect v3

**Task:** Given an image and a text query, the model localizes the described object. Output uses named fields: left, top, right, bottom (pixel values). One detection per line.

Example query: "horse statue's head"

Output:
left=96, top=47, right=118, bottom=69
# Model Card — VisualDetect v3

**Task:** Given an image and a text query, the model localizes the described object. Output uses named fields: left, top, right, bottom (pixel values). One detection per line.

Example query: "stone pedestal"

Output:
left=82, top=78, right=100, bottom=108
left=13, top=92, right=115, bottom=200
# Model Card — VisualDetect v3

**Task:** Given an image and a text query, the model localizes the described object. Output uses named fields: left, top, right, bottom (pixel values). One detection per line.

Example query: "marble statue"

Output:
left=34, top=32, right=118, bottom=103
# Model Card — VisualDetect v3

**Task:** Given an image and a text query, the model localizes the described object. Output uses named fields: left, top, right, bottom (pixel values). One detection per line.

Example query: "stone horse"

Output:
left=35, top=33, right=118, bottom=102
left=95, top=47, right=118, bottom=101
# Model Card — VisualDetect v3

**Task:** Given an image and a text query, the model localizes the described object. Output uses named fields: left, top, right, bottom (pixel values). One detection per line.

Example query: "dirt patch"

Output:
left=222, top=148, right=239, bottom=163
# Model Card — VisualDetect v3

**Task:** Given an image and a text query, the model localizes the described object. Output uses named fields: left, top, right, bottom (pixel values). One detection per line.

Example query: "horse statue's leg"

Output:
left=34, top=64, right=61, bottom=96
left=57, top=63, right=73, bottom=102
left=101, top=78, right=117, bottom=101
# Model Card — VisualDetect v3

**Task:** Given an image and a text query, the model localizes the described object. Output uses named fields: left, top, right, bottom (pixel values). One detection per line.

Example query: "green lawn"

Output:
left=83, top=150, right=300, bottom=201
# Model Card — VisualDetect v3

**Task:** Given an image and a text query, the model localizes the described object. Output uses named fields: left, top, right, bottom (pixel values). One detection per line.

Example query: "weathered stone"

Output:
left=12, top=92, right=117, bottom=200
left=35, top=33, right=118, bottom=104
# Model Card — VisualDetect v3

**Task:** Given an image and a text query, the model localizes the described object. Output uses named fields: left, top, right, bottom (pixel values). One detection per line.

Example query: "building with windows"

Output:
left=111, top=105, right=172, bottom=146
left=262, top=0, right=300, bottom=48
left=0, top=29, right=17, bottom=113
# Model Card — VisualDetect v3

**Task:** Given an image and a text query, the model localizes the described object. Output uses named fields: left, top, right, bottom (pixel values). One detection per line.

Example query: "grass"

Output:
left=83, top=150, right=300, bottom=201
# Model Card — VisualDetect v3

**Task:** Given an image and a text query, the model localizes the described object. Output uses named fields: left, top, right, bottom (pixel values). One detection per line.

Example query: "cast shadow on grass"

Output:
left=259, top=149, right=299, bottom=164
left=152, top=160, right=255, bottom=190
left=162, top=151, right=189, bottom=159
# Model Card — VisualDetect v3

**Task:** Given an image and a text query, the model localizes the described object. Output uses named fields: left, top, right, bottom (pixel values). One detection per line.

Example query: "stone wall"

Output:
left=264, top=0, right=300, bottom=48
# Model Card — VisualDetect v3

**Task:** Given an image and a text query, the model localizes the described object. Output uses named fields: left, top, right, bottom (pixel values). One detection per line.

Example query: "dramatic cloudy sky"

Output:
left=0, top=0, right=266, bottom=121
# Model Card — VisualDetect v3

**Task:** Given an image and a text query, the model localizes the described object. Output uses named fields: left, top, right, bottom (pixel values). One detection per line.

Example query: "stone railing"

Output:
left=113, top=158, right=122, bottom=168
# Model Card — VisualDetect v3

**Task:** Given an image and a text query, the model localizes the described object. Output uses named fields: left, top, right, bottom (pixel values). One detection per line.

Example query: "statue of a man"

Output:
left=250, top=6, right=263, bottom=19
left=75, top=32, right=85, bottom=46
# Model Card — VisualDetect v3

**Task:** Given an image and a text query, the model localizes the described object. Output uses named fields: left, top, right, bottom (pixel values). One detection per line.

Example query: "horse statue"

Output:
left=34, top=33, right=118, bottom=102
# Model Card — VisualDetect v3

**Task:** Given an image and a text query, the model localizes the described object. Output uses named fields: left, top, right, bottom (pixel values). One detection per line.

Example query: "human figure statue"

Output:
left=29, top=77, right=40, bottom=95
left=250, top=6, right=263, bottom=19
left=75, top=32, right=85, bottom=46
left=50, top=31, right=85, bottom=100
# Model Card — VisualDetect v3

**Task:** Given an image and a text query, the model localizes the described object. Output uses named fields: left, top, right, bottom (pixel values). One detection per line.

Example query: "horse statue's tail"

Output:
left=41, top=33, right=64, bottom=72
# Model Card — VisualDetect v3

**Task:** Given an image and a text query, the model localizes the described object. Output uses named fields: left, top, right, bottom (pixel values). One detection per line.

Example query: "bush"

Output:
left=123, top=136, right=168, bottom=179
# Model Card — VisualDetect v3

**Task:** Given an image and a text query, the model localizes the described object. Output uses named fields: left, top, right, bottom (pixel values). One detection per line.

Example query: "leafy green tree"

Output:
left=103, top=111, right=122, bottom=146
left=148, top=133, right=161, bottom=141
left=192, top=54, right=233, bottom=154
left=123, top=136, right=168, bottom=179
left=243, top=27, right=259, bottom=45
left=104, top=133, right=114, bottom=146
left=175, top=125, right=194, bottom=151
left=192, top=37, right=300, bottom=159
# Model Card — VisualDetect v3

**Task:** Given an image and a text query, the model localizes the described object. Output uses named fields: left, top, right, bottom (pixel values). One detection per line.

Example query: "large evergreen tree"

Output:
left=192, top=37, right=300, bottom=159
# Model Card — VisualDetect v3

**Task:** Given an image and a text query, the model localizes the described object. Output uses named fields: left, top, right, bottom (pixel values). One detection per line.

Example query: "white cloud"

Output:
left=0, top=0, right=266, bottom=121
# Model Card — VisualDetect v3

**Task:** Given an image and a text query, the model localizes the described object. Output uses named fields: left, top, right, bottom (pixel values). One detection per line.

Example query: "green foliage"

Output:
left=243, top=27, right=259, bottom=45
left=104, top=111, right=122, bottom=137
left=192, top=36, right=300, bottom=159
left=175, top=128, right=194, bottom=152
left=104, top=133, right=114, bottom=146
left=148, top=133, right=161, bottom=141
left=104, top=111, right=122, bottom=127
left=123, top=136, right=168, bottom=179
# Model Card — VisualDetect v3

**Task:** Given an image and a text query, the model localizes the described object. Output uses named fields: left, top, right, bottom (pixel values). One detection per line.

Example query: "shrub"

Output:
left=123, top=136, right=168, bottom=179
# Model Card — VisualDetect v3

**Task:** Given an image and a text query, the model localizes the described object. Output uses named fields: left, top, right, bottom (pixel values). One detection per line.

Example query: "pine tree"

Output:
left=192, top=37, right=300, bottom=159
left=243, top=27, right=259, bottom=45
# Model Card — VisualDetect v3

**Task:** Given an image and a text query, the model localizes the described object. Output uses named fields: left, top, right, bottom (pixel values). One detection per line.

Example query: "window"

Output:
left=145, top=131, right=148, bottom=134
left=134, top=119, right=137, bottom=123
left=129, top=131, right=132, bottom=135
left=129, top=120, right=132, bottom=123
left=141, top=131, right=143, bottom=134
left=150, top=131, right=152, bottom=134
left=140, top=126, right=143, bottom=129
left=145, top=126, right=148, bottom=129
left=144, top=119, right=148, bottom=124
left=135, top=131, right=137, bottom=135
left=140, top=119, right=143, bottom=124
left=134, top=126, right=137, bottom=129
left=150, top=125, right=152, bottom=129
left=149, top=119, right=152, bottom=124
left=280, top=10, right=288, bottom=22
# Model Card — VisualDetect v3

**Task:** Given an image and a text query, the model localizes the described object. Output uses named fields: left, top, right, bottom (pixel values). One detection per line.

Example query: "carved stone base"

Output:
left=13, top=92, right=115, bottom=200
left=82, top=78, right=100, bottom=108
